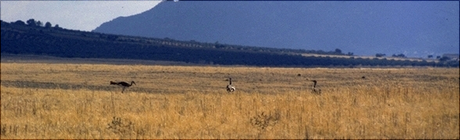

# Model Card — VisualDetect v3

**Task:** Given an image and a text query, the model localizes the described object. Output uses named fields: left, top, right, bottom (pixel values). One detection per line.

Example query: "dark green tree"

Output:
left=376, top=53, right=386, bottom=57
left=334, top=48, right=342, bottom=54
left=439, top=56, right=451, bottom=61
left=26, top=19, right=37, bottom=26
left=45, top=22, right=52, bottom=28
left=392, top=53, right=406, bottom=58
left=13, top=20, right=26, bottom=25
left=36, top=21, right=43, bottom=27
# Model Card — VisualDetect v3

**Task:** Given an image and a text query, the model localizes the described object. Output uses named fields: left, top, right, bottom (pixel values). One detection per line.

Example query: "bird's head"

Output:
left=131, top=81, right=136, bottom=85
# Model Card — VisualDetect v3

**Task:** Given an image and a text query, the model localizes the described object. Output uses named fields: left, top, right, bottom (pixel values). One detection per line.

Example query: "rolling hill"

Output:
left=92, top=1, right=459, bottom=58
left=1, top=20, right=458, bottom=67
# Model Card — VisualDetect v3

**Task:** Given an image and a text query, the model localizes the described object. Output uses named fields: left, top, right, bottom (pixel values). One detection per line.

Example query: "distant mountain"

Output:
left=93, top=1, right=459, bottom=58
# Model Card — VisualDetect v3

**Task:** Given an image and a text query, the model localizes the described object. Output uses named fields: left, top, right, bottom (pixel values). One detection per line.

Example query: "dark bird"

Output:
left=110, top=81, right=136, bottom=93
left=226, top=77, right=235, bottom=92
left=307, top=79, right=321, bottom=94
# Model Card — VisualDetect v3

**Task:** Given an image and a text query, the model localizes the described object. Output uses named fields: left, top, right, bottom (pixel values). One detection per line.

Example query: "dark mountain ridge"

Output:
left=2, top=20, right=458, bottom=67
left=93, top=1, right=459, bottom=57
left=94, top=2, right=321, bottom=49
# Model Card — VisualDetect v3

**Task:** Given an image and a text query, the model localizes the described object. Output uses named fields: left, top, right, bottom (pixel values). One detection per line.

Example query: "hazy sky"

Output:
left=1, top=1, right=161, bottom=31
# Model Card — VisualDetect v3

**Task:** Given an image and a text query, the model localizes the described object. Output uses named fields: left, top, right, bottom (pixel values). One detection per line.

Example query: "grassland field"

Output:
left=1, top=59, right=459, bottom=139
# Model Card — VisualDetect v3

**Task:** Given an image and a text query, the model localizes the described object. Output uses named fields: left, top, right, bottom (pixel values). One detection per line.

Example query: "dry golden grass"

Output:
left=1, top=62, right=459, bottom=139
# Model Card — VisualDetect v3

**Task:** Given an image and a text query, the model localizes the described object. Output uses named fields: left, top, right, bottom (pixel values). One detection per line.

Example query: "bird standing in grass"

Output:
left=307, top=79, right=321, bottom=94
left=226, top=78, right=235, bottom=92
left=110, top=81, right=136, bottom=93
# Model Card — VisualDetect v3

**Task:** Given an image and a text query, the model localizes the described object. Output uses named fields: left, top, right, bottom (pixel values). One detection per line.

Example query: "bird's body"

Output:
left=227, top=85, right=236, bottom=92
left=226, top=78, right=235, bottom=92
left=110, top=81, right=135, bottom=93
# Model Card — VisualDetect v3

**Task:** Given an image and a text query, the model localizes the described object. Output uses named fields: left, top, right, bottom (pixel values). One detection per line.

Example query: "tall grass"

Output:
left=1, top=63, right=458, bottom=139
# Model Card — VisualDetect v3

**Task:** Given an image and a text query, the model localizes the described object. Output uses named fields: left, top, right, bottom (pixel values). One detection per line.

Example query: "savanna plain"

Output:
left=1, top=61, right=459, bottom=139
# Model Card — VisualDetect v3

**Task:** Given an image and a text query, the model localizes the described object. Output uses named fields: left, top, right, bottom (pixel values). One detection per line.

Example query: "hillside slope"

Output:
left=93, top=1, right=459, bottom=57
left=2, top=20, right=457, bottom=67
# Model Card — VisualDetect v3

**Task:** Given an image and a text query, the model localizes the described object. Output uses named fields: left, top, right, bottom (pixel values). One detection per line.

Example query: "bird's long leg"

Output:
left=122, top=87, right=125, bottom=93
